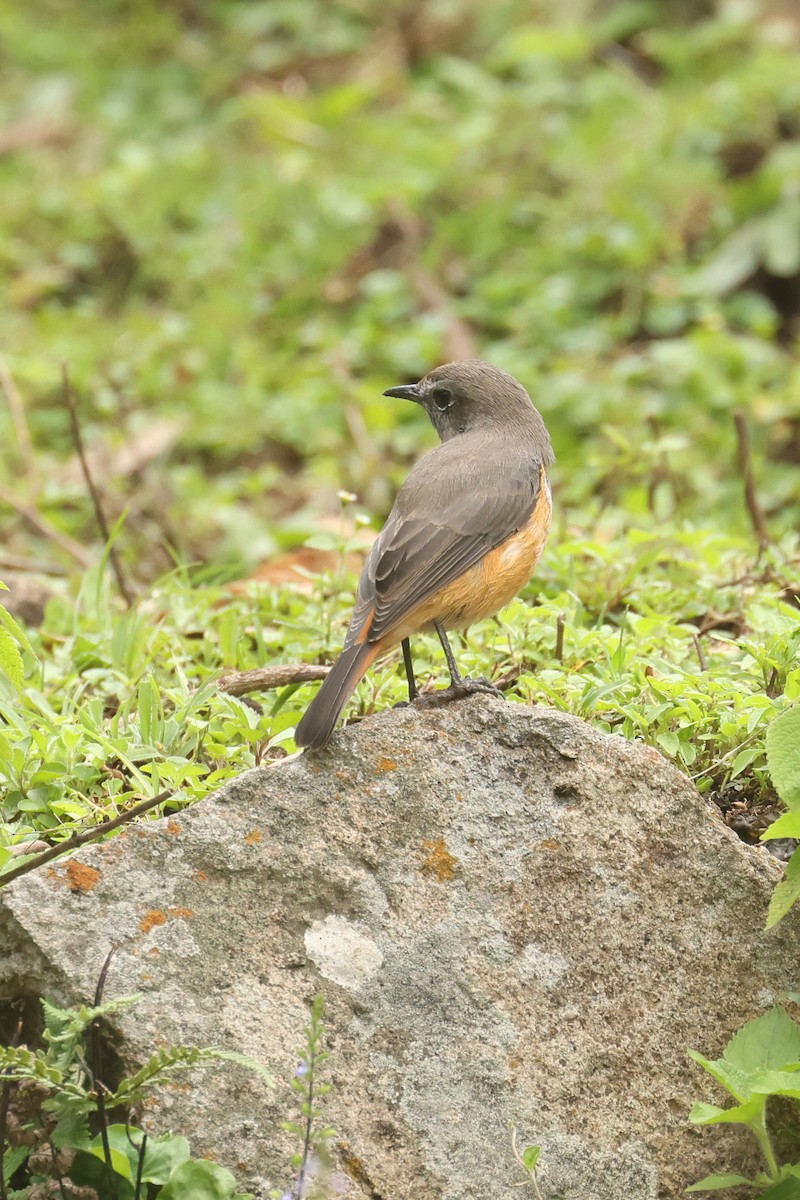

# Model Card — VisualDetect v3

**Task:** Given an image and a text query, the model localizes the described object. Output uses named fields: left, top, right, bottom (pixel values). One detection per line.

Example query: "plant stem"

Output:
left=92, top=947, right=120, bottom=1200
left=293, top=1047, right=317, bottom=1200
left=753, top=1108, right=780, bottom=1181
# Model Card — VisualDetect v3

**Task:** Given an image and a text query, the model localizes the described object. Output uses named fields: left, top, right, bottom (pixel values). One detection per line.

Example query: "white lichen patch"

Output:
left=304, top=915, right=383, bottom=989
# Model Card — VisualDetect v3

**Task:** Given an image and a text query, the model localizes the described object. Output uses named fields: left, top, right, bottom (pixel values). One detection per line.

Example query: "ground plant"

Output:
left=688, top=1005, right=800, bottom=1197
left=0, top=951, right=272, bottom=1199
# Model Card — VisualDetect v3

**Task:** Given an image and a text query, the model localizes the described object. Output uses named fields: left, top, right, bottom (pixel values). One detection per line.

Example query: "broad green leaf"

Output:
left=686, top=1173, right=752, bottom=1192
left=724, top=1006, right=800, bottom=1075
left=767, top=850, right=800, bottom=929
left=762, top=812, right=800, bottom=841
left=139, top=1133, right=192, bottom=1184
left=86, top=1140, right=134, bottom=1183
left=687, top=1049, right=752, bottom=1101
left=759, top=1179, right=800, bottom=1200
left=158, top=1158, right=241, bottom=1200
left=767, top=708, right=800, bottom=809
left=688, top=1096, right=766, bottom=1126
left=749, top=1066, right=800, bottom=1099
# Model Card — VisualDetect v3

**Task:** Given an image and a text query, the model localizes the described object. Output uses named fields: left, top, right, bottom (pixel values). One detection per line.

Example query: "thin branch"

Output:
left=0, top=480, right=91, bottom=567
left=692, top=632, right=708, bottom=673
left=91, top=947, right=120, bottom=1200
left=733, top=409, right=770, bottom=556
left=62, top=365, right=134, bottom=607
left=0, top=355, right=37, bottom=491
left=0, top=554, right=66, bottom=576
left=218, top=663, right=331, bottom=697
left=554, top=614, right=566, bottom=662
left=0, top=789, right=174, bottom=889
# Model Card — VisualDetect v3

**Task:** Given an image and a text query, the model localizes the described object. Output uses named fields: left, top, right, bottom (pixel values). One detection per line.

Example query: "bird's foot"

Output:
left=413, top=676, right=505, bottom=707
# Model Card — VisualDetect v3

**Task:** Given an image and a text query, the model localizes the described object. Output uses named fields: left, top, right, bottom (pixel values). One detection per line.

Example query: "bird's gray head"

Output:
left=383, top=359, right=554, bottom=462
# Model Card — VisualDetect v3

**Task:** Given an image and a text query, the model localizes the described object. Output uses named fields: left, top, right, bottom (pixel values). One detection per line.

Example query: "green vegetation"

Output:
left=274, top=993, right=335, bottom=1200
left=688, top=1005, right=800, bottom=1196
left=0, top=1, right=798, bottom=885
left=763, top=706, right=800, bottom=926
left=0, top=959, right=271, bottom=1198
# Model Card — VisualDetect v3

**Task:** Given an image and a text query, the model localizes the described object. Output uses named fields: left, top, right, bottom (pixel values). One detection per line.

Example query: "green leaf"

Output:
left=686, top=1173, right=752, bottom=1192
left=0, top=626, right=24, bottom=689
left=767, top=849, right=800, bottom=929
left=86, top=1138, right=135, bottom=1183
left=522, top=1144, right=541, bottom=1171
left=767, top=707, right=800, bottom=809
left=687, top=1049, right=752, bottom=1102
left=749, top=1066, right=800, bottom=1099
left=2, top=1145, right=29, bottom=1182
left=0, top=602, right=33, bottom=657
left=688, top=1096, right=767, bottom=1126
left=139, top=1133, right=192, bottom=1184
left=724, top=1006, right=800, bottom=1075
left=759, top=1179, right=800, bottom=1200
left=158, top=1158, right=241, bottom=1200
left=762, top=811, right=800, bottom=841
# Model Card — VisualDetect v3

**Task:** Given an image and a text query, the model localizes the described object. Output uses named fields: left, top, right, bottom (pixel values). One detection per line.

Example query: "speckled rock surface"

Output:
left=0, top=697, right=796, bottom=1199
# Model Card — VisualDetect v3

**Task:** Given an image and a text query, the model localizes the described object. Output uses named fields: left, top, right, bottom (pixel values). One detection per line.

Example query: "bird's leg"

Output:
left=435, top=622, right=465, bottom=687
left=413, top=623, right=504, bottom=706
left=391, top=637, right=418, bottom=707
left=401, top=638, right=419, bottom=700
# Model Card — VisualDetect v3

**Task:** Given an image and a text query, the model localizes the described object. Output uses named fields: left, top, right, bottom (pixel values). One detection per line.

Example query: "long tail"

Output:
left=294, top=641, right=380, bottom=751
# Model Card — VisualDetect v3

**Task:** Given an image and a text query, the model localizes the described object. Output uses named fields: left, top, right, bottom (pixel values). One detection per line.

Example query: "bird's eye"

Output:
left=431, top=385, right=453, bottom=411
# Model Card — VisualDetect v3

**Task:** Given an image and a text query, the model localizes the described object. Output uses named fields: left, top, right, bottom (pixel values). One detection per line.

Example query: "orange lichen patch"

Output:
left=168, top=906, right=195, bottom=920
left=538, top=839, right=562, bottom=851
left=166, top=819, right=181, bottom=835
left=420, top=838, right=459, bottom=882
left=244, top=828, right=262, bottom=846
left=65, top=861, right=101, bottom=893
left=139, top=909, right=168, bottom=933
left=194, top=869, right=208, bottom=882
left=375, top=756, right=397, bottom=772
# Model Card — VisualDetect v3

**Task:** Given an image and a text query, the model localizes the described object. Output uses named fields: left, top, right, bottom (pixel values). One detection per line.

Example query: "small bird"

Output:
left=294, top=360, right=554, bottom=751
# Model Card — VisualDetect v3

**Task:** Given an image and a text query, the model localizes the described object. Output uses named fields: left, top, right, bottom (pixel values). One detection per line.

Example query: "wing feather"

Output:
left=344, top=436, right=542, bottom=648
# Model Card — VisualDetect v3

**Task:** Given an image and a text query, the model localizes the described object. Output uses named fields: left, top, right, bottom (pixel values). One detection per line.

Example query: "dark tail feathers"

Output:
left=294, top=641, right=378, bottom=751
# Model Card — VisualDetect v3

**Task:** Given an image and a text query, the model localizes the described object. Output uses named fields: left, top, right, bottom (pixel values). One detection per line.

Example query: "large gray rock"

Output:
left=0, top=697, right=796, bottom=1199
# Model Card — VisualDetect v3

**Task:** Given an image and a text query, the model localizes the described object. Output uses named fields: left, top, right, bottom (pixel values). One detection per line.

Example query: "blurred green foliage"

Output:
left=0, top=0, right=798, bottom=862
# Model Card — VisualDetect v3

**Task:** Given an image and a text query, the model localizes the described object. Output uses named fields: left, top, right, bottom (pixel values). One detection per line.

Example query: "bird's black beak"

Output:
left=383, top=383, right=421, bottom=402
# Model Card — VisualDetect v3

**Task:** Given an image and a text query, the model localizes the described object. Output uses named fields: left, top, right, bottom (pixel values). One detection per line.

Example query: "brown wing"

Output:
left=344, top=435, right=543, bottom=648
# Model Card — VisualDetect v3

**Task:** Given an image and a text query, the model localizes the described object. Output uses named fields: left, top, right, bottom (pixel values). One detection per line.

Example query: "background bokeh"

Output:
left=2, top=0, right=799, bottom=570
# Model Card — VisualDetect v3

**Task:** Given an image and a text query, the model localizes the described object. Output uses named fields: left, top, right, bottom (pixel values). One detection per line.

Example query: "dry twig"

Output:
left=555, top=613, right=565, bottom=662
left=218, top=663, right=331, bottom=697
left=0, top=790, right=174, bottom=890
left=0, top=555, right=66, bottom=576
left=62, top=365, right=134, bottom=607
left=0, top=355, right=37, bottom=490
left=733, top=409, right=770, bottom=556
left=0, top=480, right=91, bottom=567
left=692, top=631, right=708, bottom=673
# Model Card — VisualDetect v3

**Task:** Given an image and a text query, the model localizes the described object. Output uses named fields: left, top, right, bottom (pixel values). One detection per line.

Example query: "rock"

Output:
left=0, top=697, right=797, bottom=1199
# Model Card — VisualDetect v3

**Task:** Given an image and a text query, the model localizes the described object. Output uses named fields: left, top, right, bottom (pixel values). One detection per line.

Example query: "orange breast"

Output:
left=387, top=468, right=552, bottom=646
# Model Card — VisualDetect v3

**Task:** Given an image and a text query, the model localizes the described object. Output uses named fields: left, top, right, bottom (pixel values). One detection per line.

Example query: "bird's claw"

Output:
left=413, top=676, right=505, bottom=707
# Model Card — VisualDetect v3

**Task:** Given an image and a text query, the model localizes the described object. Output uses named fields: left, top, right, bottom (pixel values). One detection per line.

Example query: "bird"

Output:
left=294, top=359, right=554, bottom=751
